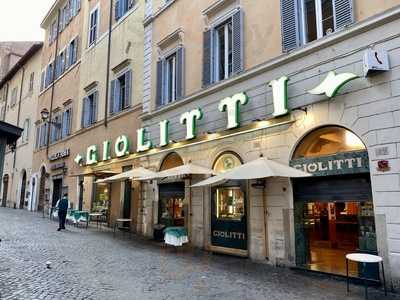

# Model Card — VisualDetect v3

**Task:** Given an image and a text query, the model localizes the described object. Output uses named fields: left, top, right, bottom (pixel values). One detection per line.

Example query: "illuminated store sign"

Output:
left=75, top=72, right=358, bottom=166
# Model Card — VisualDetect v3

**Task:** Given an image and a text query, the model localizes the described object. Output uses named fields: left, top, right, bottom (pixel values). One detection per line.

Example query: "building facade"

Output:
left=0, top=43, right=43, bottom=210
left=32, top=0, right=145, bottom=230
left=71, top=0, right=400, bottom=289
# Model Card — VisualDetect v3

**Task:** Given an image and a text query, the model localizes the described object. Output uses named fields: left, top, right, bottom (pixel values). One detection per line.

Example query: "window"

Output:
left=115, top=0, right=135, bottom=21
left=202, top=10, right=243, bottom=87
left=49, top=20, right=58, bottom=44
left=29, top=72, right=35, bottom=92
left=82, top=91, right=98, bottom=128
left=110, top=70, right=132, bottom=114
left=61, top=107, right=72, bottom=138
left=45, top=62, right=54, bottom=88
left=55, top=50, right=66, bottom=79
left=89, top=7, right=99, bottom=46
left=214, top=187, right=245, bottom=221
left=50, top=113, right=62, bottom=143
left=71, top=0, right=81, bottom=17
left=37, top=123, right=49, bottom=148
left=21, top=119, right=30, bottom=143
left=10, top=87, right=18, bottom=107
left=156, top=48, right=184, bottom=107
left=280, top=0, right=353, bottom=51
left=67, top=38, right=78, bottom=67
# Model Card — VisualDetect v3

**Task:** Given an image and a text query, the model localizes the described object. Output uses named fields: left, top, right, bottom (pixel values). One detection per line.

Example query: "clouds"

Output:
left=0, top=0, right=54, bottom=41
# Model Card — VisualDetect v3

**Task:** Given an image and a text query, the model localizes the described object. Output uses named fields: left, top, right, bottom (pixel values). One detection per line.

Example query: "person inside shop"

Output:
left=56, top=193, right=69, bottom=231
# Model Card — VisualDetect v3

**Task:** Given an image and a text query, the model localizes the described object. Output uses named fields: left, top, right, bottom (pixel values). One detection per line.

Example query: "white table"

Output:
left=345, top=253, right=387, bottom=299
left=113, top=218, right=132, bottom=237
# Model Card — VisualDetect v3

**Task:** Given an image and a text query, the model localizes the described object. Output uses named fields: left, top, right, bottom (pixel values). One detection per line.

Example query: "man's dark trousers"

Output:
left=58, top=211, right=67, bottom=229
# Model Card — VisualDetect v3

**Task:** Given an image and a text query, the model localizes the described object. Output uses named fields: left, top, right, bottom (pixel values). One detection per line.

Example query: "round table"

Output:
left=345, top=253, right=387, bottom=299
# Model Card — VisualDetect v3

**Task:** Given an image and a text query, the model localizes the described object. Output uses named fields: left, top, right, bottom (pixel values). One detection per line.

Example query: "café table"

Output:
left=164, top=227, right=188, bottom=247
left=113, top=218, right=132, bottom=237
left=346, top=253, right=387, bottom=300
left=89, top=213, right=103, bottom=229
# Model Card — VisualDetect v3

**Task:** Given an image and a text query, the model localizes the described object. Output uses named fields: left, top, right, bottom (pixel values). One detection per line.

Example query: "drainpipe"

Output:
left=13, top=67, right=25, bottom=169
left=46, top=9, right=61, bottom=156
left=104, top=0, right=114, bottom=127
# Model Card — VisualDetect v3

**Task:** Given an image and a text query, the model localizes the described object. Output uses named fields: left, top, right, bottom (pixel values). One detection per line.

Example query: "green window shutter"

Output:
left=280, top=0, right=301, bottom=52
left=232, top=10, right=243, bottom=74
left=156, top=60, right=163, bottom=107
left=202, top=29, right=212, bottom=87
left=176, top=48, right=184, bottom=100
left=333, top=0, right=354, bottom=30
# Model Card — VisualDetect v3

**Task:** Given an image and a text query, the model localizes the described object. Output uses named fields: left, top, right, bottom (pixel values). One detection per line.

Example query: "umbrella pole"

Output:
left=263, top=184, right=269, bottom=259
left=188, top=176, right=192, bottom=242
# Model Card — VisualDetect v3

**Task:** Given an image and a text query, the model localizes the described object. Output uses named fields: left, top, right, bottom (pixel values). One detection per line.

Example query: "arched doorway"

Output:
left=290, top=126, right=377, bottom=278
left=37, top=167, right=46, bottom=212
left=210, top=152, right=247, bottom=255
left=158, top=153, right=185, bottom=227
left=2, top=174, right=9, bottom=207
left=19, top=170, right=27, bottom=209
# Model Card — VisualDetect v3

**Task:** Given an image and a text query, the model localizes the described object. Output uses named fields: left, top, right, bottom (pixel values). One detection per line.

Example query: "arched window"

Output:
left=213, top=152, right=242, bottom=173
left=293, top=126, right=365, bottom=159
left=160, top=152, right=183, bottom=171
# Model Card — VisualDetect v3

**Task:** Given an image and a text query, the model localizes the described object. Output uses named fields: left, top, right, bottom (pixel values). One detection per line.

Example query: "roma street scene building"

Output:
left=69, top=0, right=400, bottom=291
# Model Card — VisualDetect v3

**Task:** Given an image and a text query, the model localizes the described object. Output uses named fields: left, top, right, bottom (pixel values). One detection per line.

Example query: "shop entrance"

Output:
left=291, top=126, right=377, bottom=278
left=159, top=182, right=185, bottom=227
left=52, top=178, right=63, bottom=207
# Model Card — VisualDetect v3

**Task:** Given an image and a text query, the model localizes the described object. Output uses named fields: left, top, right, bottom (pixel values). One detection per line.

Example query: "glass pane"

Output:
left=227, top=22, right=233, bottom=77
left=215, top=187, right=244, bottom=221
left=213, top=153, right=242, bottom=173
left=217, top=25, right=225, bottom=81
left=160, top=197, right=185, bottom=227
left=93, top=183, right=109, bottom=213
left=293, top=127, right=365, bottom=159
left=304, top=0, right=318, bottom=42
left=321, top=0, right=334, bottom=36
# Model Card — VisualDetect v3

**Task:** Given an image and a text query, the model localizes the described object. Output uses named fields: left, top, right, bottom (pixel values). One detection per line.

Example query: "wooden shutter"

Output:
left=202, top=29, right=212, bottom=87
left=333, top=0, right=354, bottom=30
left=82, top=97, right=88, bottom=128
left=156, top=60, right=163, bottom=107
left=125, top=70, right=132, bottom=107
left=73, top=38, right=78, bottom=64
left=109, top=80, right=115, bottom=114
left=232, top=10, right=243, bottom=74
left=176, top=48, right=184, bottom=100
left=92, top=92, right=98, bottom=122
left=113, top=79, right=121, bottom=113
left=115, top=0, right=121, bottom=21
left=280, top=0, right=300, bottom=52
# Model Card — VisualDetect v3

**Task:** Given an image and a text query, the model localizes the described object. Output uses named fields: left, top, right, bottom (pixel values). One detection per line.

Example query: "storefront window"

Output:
left=215, top=187, right=245, bottom=221
left=293, top=126, right=365, bottom=159
left=93, top=183, right=109, bottom=213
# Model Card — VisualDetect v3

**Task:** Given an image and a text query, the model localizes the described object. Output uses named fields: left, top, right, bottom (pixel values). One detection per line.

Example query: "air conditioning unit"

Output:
left=363, top=49, right=390, bottom=77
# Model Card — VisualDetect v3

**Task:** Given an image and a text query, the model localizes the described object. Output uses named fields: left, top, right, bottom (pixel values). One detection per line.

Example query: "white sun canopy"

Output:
left=95, top=167, right=157, bottom=184
left=192, top=157, right=311, bottom=187
left=138, top=163, right=216, bottom=180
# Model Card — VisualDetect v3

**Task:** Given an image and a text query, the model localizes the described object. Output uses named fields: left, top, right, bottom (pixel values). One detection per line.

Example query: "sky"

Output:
left=0, top=0, right=55, bottom=41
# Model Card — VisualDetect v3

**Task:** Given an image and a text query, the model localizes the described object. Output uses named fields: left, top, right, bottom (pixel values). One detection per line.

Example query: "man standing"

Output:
left=57, top=193, right=69, bottom=231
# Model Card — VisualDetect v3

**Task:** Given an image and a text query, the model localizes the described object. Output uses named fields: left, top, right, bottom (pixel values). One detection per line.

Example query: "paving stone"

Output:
left=0, top=208, right=397, bottom=299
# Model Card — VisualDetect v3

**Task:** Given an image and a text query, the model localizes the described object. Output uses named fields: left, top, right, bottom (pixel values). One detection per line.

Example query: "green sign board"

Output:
left=290, top=151, right=369, bottom=177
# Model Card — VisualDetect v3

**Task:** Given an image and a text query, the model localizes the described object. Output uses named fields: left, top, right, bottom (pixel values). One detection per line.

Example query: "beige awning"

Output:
left=69, top=170, right=118, bottom=177
left=95, top=167, right=156, bottom=183
left=192, top=157, right=311, bottom=187
left=138, top=163, right=216, bottom=180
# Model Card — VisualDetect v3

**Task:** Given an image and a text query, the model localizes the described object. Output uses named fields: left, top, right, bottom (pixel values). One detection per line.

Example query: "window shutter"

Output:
left=125, top=70, right=132, bottom=107
left=77, top=0, right=81, bottom=12
left=93, top=92, right=98, bottom=122
left=202, top=29, right=212, bottom=87
left=113, top=79, right=121, bottom=113
left=333, top=0, right=354, bottom=30
left=115, top=0, right=120, bottom=20
left=232, top=10, right=243, bottom=74
left=109, top=80, right=115, bottom=114
left=176, top=48, right=184, bottom=100
left=156, top=60, right=163, bottom=107
left=82, top=97, right=88, bottom=128
left=128, top=0, right=135, bottom=9
left=280, top=0, right=300, bottom=52
left=67, top=108, right=72, bottom=135
left=73, top=38, right=78, bottom=64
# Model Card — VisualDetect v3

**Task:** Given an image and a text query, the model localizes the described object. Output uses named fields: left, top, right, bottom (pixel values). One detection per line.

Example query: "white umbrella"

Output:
left=138, top=163, right=216, bottom=180
left=95, top=167, right=156, bottom=183
left=192, top=157, right=311, bottom=187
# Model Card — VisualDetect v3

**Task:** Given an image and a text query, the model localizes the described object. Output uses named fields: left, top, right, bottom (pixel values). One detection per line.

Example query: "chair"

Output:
left=74, top=211, right=89, bottom=229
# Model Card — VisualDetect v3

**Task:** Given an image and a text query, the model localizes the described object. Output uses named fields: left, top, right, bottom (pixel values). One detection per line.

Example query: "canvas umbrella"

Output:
left=191, top=156, right=311, bottom=258
left=138, top=163, right=216, bottom=241
left=95, top=167, right=156, bottom=183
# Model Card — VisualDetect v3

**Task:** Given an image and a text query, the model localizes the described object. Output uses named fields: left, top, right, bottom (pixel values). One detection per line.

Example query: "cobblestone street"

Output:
left=0, top=208, right=396, bottom=300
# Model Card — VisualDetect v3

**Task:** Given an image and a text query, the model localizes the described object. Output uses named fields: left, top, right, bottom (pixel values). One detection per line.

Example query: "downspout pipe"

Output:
left=104, top=0, right=114, bottom=127
left=46, top=9, right=61, bottom=156
left=13, top=67, right=25, bottom=169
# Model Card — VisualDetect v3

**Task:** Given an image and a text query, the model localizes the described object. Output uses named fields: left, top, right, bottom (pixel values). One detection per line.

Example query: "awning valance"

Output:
left=95, top=167, right=156, bottom=183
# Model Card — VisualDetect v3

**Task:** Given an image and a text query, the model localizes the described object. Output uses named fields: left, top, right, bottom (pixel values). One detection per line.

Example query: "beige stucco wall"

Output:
left=0, top=48, right=42, bottom=209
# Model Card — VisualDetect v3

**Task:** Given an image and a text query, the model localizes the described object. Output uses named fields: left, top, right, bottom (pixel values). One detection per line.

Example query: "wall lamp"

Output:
left=40, top=108, right=61, bottom=128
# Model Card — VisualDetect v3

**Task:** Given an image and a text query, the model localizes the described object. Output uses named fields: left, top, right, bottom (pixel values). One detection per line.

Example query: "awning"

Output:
left=95, top=167, right=156, bottom=183
left=138, top=163, right=216, bottom=180
left=192, top=157, right=311, bottom=187
left=69, top=170, right=118, bottom=177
